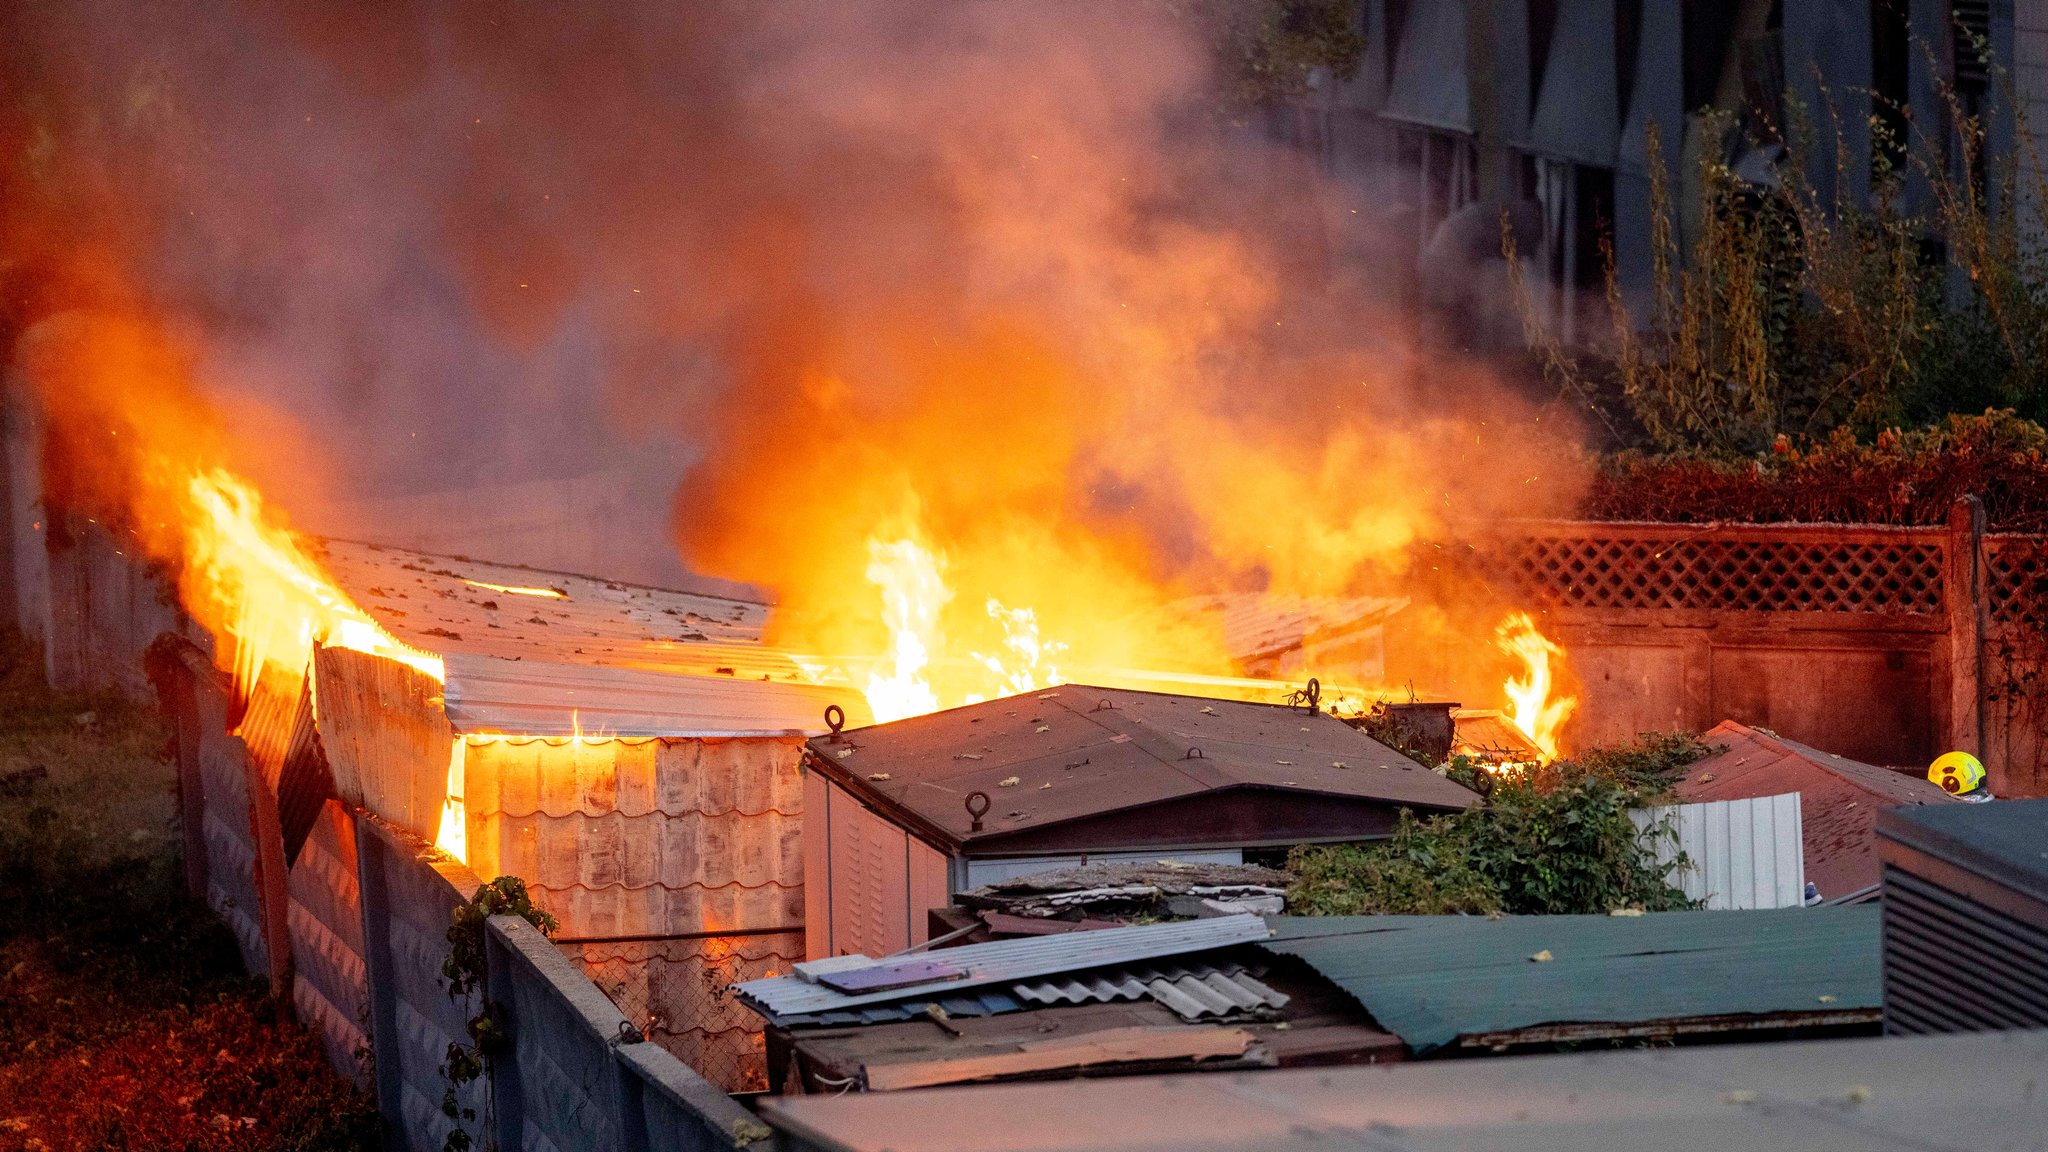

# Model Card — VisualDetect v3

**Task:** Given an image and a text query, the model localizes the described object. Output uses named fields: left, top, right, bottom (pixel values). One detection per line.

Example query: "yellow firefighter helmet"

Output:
left=1929, top=751, right=1986, bottom=795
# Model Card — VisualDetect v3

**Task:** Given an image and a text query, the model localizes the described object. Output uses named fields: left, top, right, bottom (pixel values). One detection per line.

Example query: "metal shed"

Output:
left=800, top=687, right=1477, bottom=959
left=158, top=538, right=863, bottom=1092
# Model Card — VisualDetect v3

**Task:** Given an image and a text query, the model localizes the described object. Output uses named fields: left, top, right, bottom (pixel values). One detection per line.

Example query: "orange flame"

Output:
left=1497, top=611, right=1575, bottom=763
left=856, top=532, right=1068, bottom=722
left=176, top=466, right=445, bottom=695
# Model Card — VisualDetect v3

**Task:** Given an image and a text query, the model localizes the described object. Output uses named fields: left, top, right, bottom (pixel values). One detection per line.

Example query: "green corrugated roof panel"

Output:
left=1262, top=907, right=1881, bottom=1053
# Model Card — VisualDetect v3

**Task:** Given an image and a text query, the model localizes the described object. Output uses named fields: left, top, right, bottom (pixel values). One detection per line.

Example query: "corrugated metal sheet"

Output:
left=1632, top=793, right=1806, bottom=910
left=760, top=1029, right=2048, bottom=1152
left=1261, top=907, right=1882, bottom=1053
left=315, top=539, right=866, bottom=738
left=810, top=686, right=1475, bottom=853
left=736, top=915, right=1272, bottom=1021
left=442, top=652, right=860, bottom=738
left=1678, top=720, right=1956, bottom=899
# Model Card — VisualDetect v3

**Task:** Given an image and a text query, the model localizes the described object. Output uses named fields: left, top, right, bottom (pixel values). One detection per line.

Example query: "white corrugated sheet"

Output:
left=313, top=539, right=866, bottom=737
left=1633, top=793, right=1806, bottom=910
left=442, top=653, right=860, bottom=737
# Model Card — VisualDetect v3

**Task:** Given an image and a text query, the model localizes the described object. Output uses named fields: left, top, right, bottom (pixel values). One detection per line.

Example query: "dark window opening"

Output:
left=1385, top=0, right=1412, bottom=80
left=1528, top=0, right=1561, bottom=108
left=1616, top=0, right=1644, bottom=124
left=1573, top=164, right=1616, bottom=293
left=1871, top=0, right=1911, bottom=180
left=1682, top=2, right=1740, bottom=112
left=1953, top=0, right=1992, bottom=195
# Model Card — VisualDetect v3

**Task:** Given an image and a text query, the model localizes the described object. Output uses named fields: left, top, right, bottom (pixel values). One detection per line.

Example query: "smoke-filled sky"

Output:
left=2, top=1, right=1582, bottom=690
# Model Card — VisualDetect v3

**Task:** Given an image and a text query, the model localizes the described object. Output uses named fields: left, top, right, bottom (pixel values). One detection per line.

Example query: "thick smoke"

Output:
left=2, top=2, right=1583, bottom=700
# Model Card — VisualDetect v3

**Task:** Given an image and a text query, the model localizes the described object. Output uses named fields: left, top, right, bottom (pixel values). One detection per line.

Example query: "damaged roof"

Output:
left=313, top=539, right=862, bottom=737
left=808, top=686, right=1476, bottom=853
left=1676, top=721, right=1957, bottom=899
left=1261, top=906, right=1882, bottom=1053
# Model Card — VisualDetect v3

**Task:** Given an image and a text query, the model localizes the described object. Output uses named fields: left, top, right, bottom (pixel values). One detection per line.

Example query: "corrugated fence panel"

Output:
left=288, top=799, right=370, bottom=1086
left=1633, top=794, right=1805, bottom=910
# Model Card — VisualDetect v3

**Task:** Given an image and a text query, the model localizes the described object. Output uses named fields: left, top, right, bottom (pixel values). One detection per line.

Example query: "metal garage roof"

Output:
left=1261, top=907, right=1881, bottom=1053
left=808, top=686, right=1476, bottom=852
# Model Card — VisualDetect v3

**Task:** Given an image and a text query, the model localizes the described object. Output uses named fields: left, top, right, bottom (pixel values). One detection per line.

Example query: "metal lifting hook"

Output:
left=824, top=704, right=846, bottom=742
left=964, top=790, right=991, bottom=832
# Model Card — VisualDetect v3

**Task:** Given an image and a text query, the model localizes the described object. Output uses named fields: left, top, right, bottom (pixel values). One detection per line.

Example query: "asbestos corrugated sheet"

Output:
left=1013, top=965, right=1288, bottom=1022
left=761, top=1029, right=2048, bottom=1152
left=1632, top=793, right=1806, bottom=910
left=737, top=916, right=1273, bottom=1022
left=1260, top=907, right=1881, bottom=1053
left=1678, top=721, right=1958, bottom=900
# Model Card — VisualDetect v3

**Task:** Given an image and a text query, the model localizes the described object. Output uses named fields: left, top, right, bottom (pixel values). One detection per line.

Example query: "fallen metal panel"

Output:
left=736, top=915, right=1272, bottom=1020
left=1261, top=907, right=1881, bottom=1053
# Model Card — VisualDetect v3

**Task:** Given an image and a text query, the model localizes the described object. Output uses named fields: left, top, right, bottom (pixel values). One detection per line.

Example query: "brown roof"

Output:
left=1675, top=721, right=1958, bottom=898
left=808, top=687, right=1477, bottom=853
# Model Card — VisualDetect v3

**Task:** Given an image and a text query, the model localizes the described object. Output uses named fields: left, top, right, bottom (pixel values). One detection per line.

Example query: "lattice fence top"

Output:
left=1509, top=533, right=1946, bottom=615
left=1988, top=538, right=2048, bottom=625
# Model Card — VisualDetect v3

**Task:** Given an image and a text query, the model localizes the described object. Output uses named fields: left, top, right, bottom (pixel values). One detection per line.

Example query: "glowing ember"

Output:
left=1497, top=611, right=1575, bottom=762
left=179, top=467, right=445, bottom=695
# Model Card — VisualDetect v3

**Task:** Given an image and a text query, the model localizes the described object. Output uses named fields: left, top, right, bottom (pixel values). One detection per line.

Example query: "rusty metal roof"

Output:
left=312, top=539, right=863, bottom=737
left=809, top=686, right=1476, bottom=851
left=1677, top=721, right=1957, bottom=898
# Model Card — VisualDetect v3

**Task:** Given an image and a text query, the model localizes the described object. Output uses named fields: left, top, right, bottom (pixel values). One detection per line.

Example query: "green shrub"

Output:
left=1287, top=750, right=1702, bottom=917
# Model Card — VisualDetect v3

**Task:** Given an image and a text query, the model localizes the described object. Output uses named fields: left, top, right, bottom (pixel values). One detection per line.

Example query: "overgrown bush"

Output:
left=1584, top=410, right=2048, bottom=529
left=1287, top=735, right=1708, bottom=918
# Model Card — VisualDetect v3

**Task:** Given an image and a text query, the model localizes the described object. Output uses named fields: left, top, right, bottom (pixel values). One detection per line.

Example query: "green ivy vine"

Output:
left=439, top=876, right=559, bottom=1152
